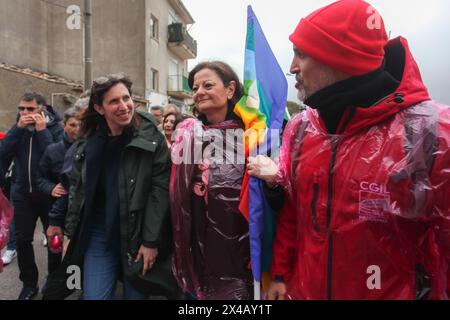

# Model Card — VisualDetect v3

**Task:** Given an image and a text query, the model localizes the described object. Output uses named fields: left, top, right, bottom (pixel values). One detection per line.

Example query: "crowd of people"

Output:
left=1, top=0, right=449, bottom=300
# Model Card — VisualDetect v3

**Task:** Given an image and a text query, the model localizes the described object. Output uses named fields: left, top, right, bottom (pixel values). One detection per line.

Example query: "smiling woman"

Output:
left=80, top=74, right=139, bottom=138
left=93, top=83, right=134, bottom=136
left=188, top=61, right=243, bottom=124
left=57, top=73, right=179, bottom=300
left=170, top=61, right=255, bottom=300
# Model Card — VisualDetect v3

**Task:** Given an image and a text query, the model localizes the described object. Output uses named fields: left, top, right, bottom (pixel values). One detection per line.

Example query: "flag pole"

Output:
left=254, top=280, right=261, bottom=300
left=240, top=5, right=287, bottom=302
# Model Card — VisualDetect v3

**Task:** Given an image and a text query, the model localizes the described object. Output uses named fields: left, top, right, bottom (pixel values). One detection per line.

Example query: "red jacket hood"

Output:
left=307, top=37, right=431, bottom=135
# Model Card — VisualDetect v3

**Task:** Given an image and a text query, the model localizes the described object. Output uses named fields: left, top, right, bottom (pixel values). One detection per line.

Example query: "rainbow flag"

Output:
left=235, top=6, right=288, bottom=298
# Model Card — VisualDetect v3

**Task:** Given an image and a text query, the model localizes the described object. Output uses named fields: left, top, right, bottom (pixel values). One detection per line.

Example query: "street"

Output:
left=0, top=222, right=49, bottom=300
left=0, top=223, right=84, bottom=300
left=0, top=223, right=163, bottom=300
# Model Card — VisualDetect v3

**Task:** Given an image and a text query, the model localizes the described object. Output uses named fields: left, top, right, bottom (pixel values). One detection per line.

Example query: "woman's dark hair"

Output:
left=188, top=61, right=244, bottom=110
left=162, top=112, right=183, bottom=132
left=79, top=73, right=139, bottom=138
left=192, top=106, right=199, bottom=118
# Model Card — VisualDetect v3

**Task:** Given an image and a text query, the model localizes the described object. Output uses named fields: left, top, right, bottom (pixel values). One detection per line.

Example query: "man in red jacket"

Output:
left=249, top=0, right=450, bottom=300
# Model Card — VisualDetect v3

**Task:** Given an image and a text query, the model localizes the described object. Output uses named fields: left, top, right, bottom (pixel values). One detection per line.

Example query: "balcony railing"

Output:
left=168, top=23, right=197, bottom=59
left=167, top=75, right=192, bottom=99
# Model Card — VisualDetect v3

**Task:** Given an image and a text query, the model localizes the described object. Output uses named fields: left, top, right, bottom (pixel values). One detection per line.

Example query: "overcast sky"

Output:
left=183, top=0, right=450, bottom=104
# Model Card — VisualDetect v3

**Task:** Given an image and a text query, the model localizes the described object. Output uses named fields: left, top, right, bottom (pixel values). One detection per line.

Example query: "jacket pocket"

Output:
left=311, top=183, right=320, bottom=232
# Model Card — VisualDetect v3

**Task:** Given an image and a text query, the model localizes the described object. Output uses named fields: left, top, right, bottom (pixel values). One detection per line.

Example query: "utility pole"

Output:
left=84, top=0, right=93, bottom=90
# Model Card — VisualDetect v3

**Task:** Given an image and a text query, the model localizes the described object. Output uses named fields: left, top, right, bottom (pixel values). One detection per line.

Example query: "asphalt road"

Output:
left=0, top=222, right=50, bottom=300
left=0, top=223, right=163, bottom=300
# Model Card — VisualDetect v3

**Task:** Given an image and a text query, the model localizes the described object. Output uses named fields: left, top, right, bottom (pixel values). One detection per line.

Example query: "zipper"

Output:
left=28, top=136, right=33, bottom=193
left=326, top=139, right=339, bottom=228
left=120, top=145, right=133, bottom=243
left=326, top=137, right=340, bottom=300
left=311, top=183, right=319, bottom=232
left=324, top=104, right=354, bottom=299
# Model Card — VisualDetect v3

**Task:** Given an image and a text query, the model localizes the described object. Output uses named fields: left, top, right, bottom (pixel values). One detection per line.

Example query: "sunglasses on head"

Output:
left=17, top=106, right=40, bottom=112
left=93, top=73, right=127, bottom=86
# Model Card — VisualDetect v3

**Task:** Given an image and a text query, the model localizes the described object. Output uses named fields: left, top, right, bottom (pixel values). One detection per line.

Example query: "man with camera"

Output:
left=0, top=92, right=63, bottom=300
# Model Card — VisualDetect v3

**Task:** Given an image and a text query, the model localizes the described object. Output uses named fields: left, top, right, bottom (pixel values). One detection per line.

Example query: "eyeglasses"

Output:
left=18, top=106, right=39, bottom=112
left=93, top=73, right=127, bottom=86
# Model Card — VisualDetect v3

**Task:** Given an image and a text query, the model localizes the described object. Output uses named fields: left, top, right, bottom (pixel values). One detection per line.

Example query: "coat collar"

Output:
left=127, top=111, right=160, bottom=152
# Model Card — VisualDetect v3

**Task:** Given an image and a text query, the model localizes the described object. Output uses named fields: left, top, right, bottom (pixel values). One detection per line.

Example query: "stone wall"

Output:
left=0, top=68, right=82, bottom=132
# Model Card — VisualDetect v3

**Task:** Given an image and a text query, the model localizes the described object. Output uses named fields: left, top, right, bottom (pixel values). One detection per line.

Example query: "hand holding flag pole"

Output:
left=235, top=5, right=288, bottom=300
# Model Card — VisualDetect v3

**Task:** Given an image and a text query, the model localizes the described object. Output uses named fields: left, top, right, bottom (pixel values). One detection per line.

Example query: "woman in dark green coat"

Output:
left=63, top=73, right=178, bottom=300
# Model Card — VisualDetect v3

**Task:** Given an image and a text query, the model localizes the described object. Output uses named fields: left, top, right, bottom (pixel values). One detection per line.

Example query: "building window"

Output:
left=151, top=68, right=159, bottom=92
left=150, top=15, right=159, bottom=39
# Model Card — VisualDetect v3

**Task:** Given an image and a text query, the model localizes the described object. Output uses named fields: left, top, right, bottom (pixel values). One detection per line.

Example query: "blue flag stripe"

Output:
left=247, top=5, right=288, bottom=283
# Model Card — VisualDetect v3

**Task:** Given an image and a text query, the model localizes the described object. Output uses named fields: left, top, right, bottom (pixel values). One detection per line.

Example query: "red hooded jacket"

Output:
left=272, top=37, right=450, bottom=300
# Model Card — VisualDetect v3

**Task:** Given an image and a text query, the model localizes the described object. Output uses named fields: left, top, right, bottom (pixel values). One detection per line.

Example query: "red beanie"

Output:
left=0, top=132, right=5, bottom=140
left=289, top=0, right=388, bottom=75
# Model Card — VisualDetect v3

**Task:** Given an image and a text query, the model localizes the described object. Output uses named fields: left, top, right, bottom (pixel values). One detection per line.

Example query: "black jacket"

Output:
left=0, top=106, right=64, bottom=194
left=38, top=134, right=74, bottom=227
left=38, top=134, right=73, bottom=196
left=47, top=143, right=77, bottom=227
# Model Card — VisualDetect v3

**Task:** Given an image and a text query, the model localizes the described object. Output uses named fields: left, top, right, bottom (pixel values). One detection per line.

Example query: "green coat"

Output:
left=65, top=111, right=179, bottom=298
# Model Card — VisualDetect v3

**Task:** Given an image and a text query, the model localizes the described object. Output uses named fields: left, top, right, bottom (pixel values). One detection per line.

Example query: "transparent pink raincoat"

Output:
left=170, top=118, right=253, bottom=300
left=0, top=189, right=13, bottom=273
